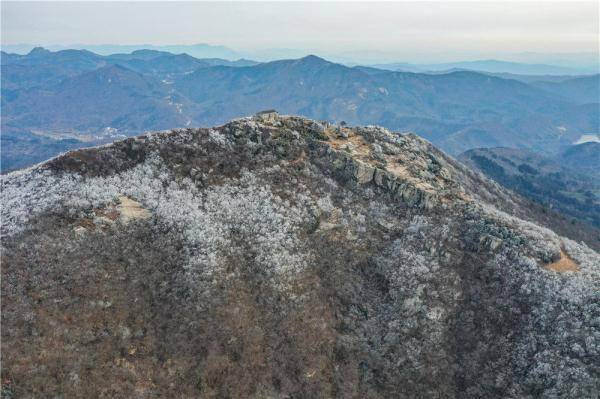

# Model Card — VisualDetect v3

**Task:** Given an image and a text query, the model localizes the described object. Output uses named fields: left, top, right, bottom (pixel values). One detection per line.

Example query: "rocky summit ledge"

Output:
left=228, top=114, right=454, bottom=210
left=45, top=112, right=478, bottom=210
left=1, top=112, right=599, bottom=398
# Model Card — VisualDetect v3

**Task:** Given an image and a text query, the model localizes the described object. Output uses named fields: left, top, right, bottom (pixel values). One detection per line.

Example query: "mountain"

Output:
left=481, top=72, right=593, bottom=84
left=2, top=43, right=244, bottom=59
left=106, top=49, right=176, bottom=61
left=404, top=69, right=598, bottom=88
left=2, top=52, right=599, bottom=172
left=559, top=142, right=600, bottom=178
left=373, top=59, right=594, bottom=75
left=173, top=55, right=597, bottom=154
left=0, top=48, right=261, bottom=171
left=104, top=50, right=259, bottom=74
left=531, top=74, right=600, bottom=105
left=2, top=114, right=598, bottom=397
left=111, top=53, right=213, bottom=77
left=157, top=44, right=243, bottom=60
left=194, top=57, right=259, bottom=67
left=1, top=47, right=258, bottom=88
left=2, top=64, right=195, bottom=137
left=1, top=47, right=108, bottom=90
left=458, top=147, right=600, bottom=231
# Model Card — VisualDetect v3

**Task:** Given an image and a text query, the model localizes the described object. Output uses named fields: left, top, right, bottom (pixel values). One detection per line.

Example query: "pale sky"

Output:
left=1, top=1, right=598, bottom=63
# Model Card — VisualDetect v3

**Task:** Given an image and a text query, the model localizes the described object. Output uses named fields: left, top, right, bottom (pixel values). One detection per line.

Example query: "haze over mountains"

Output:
left=4, top=43, right=598, bottom=71
left=1, top=43, right=244, bottom=61
left=372, top=59, right=598, bottom=76
left=2, top=47, right=598, bottom=173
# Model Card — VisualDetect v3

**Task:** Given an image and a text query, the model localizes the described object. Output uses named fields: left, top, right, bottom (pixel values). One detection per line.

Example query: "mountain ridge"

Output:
left=2, top=113, right=598, bottom=397
left=2, top=48, right=598, bottom=172
left=372, top=59, right=597, bottom=75
left=458, top=147, right=600, bottom=241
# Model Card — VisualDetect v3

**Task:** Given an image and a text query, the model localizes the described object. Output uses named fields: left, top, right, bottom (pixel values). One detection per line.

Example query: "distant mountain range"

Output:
left=1, top=48, right=598, bottom=172
left=1, top=43, right=245, bottom=60
left=530, top=75, right=600, bottom=105
left=4, top=43, right=598, bottom=70
left=372, top=59, right=598, bottom=75
left=1, top=47, right=257, bottom=91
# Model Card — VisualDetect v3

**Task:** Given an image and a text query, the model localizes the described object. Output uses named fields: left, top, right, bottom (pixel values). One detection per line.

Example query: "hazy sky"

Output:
left=1, top=1, right=598, bottom=62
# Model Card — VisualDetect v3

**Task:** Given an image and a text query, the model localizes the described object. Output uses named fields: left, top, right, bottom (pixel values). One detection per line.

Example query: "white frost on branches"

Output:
left=2, top=154, right=314, bottom=290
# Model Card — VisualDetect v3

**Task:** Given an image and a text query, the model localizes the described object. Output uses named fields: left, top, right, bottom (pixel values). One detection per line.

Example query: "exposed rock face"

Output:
left=2, top=114, right=599, bottom=398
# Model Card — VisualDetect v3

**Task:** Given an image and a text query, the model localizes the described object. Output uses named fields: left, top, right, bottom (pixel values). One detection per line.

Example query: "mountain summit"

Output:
left=2, top=114, right=598, bottom=397
left=296, top=54, right=329, bottom=65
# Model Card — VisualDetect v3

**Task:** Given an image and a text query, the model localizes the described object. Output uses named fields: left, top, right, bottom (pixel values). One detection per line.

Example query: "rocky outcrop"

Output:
left=2, top=114, right=599, bottom=398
